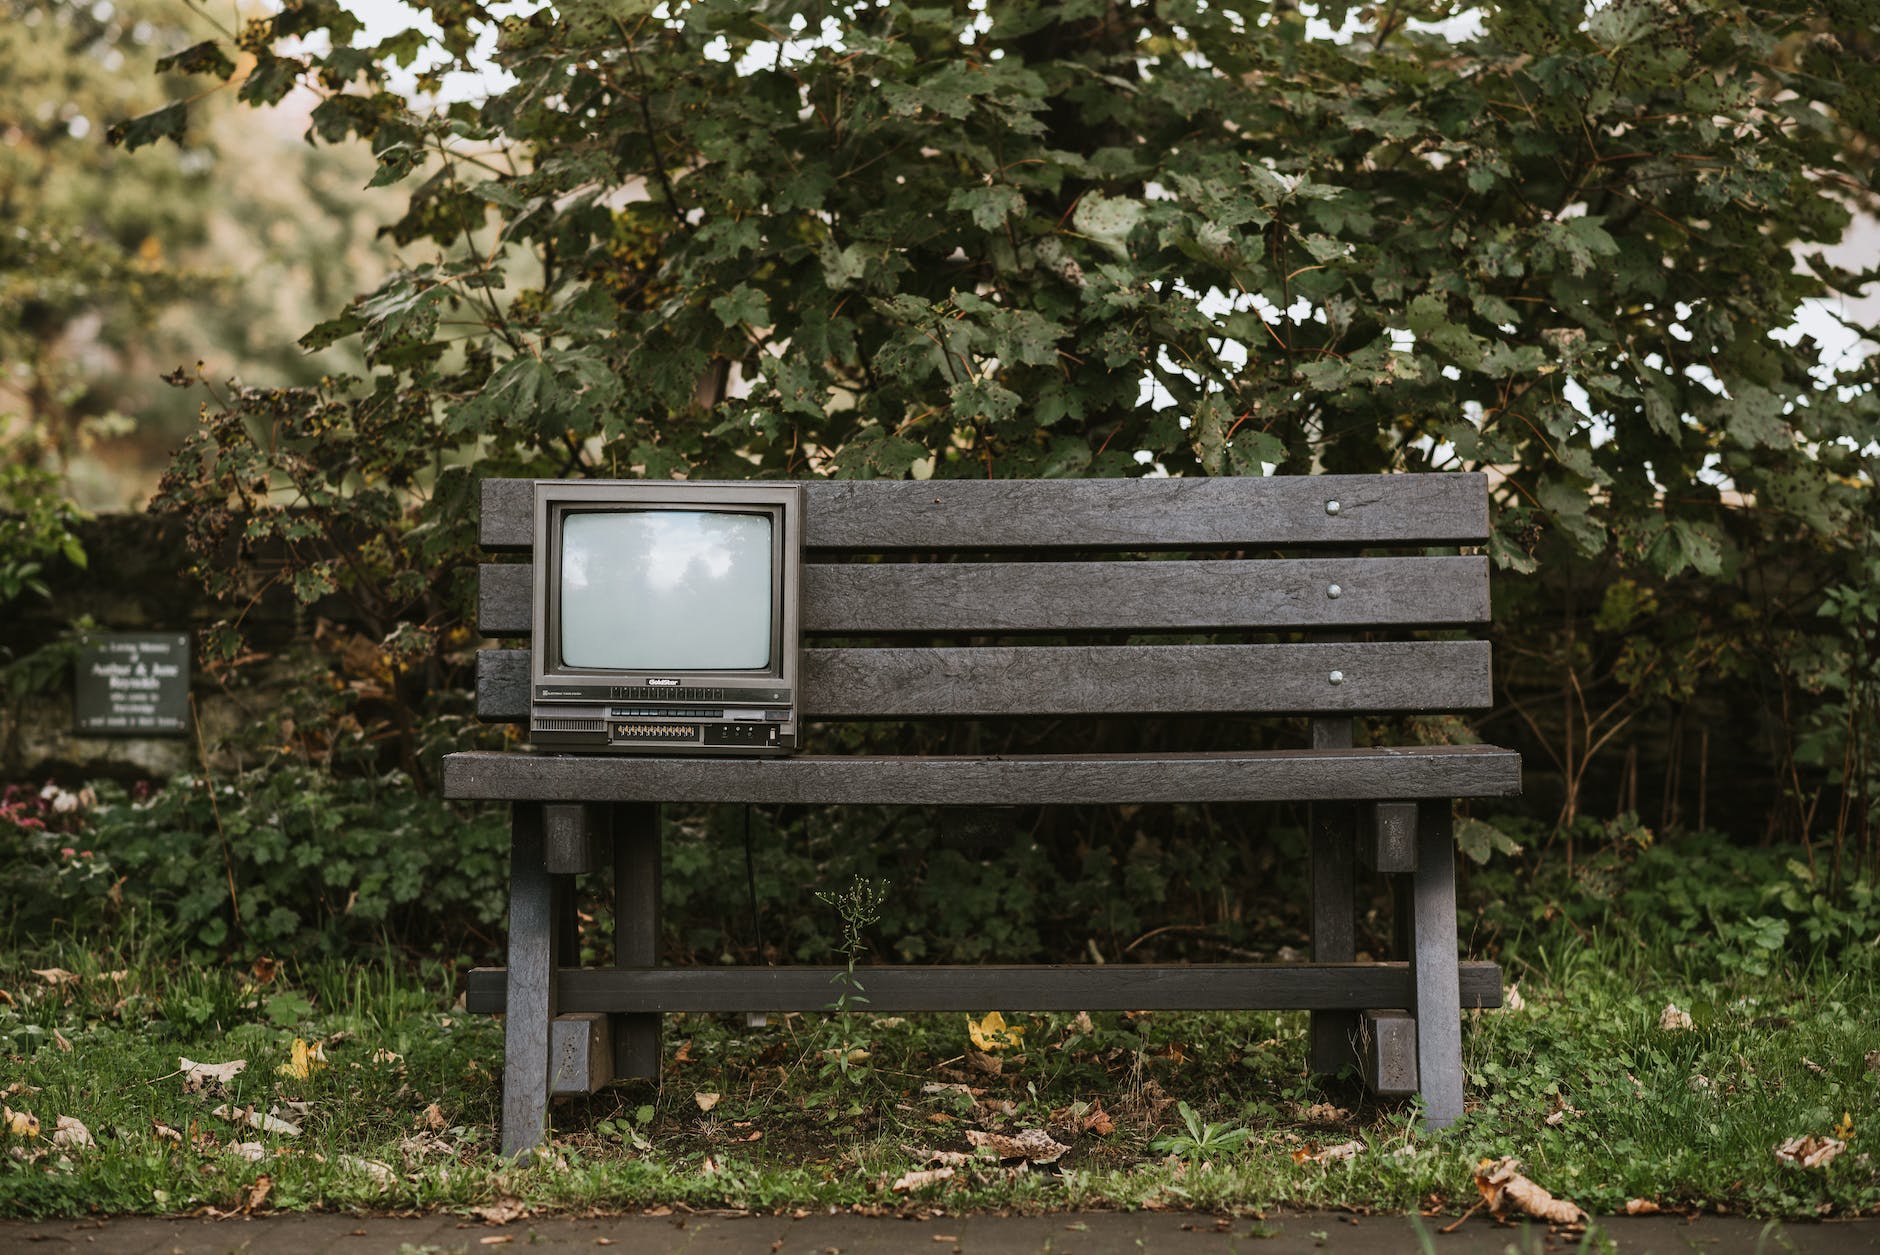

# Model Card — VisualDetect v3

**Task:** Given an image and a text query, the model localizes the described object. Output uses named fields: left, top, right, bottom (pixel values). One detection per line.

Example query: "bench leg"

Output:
left=1410, top=801, right=1465, bottom=1130
left=502, top=803, right=559, bottom=1159
left=1308, top=799, right=1359, bottom=1074
left=611, top=802, right=663, bottom=1080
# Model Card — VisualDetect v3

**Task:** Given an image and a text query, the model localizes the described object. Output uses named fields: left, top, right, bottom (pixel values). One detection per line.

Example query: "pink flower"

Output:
left=61, top=846, right=76, bottom=858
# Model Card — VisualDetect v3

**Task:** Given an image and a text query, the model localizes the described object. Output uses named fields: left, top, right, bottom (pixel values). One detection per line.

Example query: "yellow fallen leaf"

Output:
left=967, top=1010, right=1024, bottom=1052
left=1833, top=1112, right=1855, bottom=1141
left=5, top=1107, right=41, bottom=1139
left=1625, top=1199, right=1661, bottom=1215
left=277, top=1038, right=328, bottom=1080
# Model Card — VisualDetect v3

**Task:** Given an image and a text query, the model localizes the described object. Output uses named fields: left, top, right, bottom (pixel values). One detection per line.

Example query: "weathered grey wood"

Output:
left=1360, top=802, right=1419, bottom=874
left=611, top=803, right=663, bottom=1080
left=465, top=961, right=1504, bottom=1014
left=477, top=557, right=1492, bottom=637
left=1308, top=714, right=1358, bottom=1075
left=444, top=745, right=1522, bottom=805
left=474, top=641, right=1495, bottom=721
left=1411, top=803, right=1467, bottom=1130
left=478, top=562, right=532, bottom=636
left=543, top=803, right=603, bottom=875
left=480, top=474, right=1491, bottom=552
left=550, top=1013, right=614, bottom=1096
left=1359, top=1010, right=1419, bottom=1096
left=501, top=804, right=555, bottom=1159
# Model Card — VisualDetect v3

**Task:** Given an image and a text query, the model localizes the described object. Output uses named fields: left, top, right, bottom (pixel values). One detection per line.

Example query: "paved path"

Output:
left=3, top=1211, right=1876, bottom=1254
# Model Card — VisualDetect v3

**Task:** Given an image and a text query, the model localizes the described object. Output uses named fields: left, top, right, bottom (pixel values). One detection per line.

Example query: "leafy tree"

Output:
left=119, top=1, right=1878, bottom=850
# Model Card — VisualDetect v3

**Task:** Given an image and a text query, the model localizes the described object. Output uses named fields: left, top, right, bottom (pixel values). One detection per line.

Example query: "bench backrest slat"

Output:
left=474, top=640, right=1490, bottom=720
left=477, top=555, right=1490, bottom=637
left=479, top=474, right=1489, bottom=552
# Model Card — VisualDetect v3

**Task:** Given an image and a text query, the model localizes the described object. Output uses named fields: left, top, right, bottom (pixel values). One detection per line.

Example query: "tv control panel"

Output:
left=530, top=689, right=798, bottom=756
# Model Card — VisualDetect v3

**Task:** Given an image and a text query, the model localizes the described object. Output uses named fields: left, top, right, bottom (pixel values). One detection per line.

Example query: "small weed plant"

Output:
left=1149, top=1101, right=1255, bottom=1160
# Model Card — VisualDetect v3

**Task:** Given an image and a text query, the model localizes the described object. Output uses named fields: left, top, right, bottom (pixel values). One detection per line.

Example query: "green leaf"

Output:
left=105, top=101, right=189, bottom=151
left=710, top=284, right=770, bottom=330
left=1072, top=193, right=1143, bottom=261
left=155, top=41, right=237, bottom=80
left=949, top=184, right=1026, bottom=232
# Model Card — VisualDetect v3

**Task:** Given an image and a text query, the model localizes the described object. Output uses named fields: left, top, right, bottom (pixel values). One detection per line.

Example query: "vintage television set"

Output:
left=528, top=481, right=804, bottom=755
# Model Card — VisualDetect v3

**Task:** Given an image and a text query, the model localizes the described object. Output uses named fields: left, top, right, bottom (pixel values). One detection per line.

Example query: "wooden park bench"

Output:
left=448, top=473, right=1520, bottom=1156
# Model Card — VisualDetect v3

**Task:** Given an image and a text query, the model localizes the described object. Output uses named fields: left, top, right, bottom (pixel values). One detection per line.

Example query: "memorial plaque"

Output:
left=74, top=633, right=191, bottom=736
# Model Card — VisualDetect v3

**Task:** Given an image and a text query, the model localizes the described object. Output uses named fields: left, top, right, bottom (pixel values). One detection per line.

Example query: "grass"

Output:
left=2, top=917, right=1876, bottom=1224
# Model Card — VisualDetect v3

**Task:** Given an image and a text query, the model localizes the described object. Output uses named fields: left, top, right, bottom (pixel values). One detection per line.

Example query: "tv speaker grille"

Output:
left=535, top=717, right=606, bottom=733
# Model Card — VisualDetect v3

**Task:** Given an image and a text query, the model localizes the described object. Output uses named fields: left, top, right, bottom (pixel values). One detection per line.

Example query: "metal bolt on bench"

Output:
left=448, top=474, right=1521, bottom=1157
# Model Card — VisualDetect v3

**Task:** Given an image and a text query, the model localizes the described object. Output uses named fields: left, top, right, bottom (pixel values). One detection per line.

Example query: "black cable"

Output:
left=742, top=803, right=765, bottom=961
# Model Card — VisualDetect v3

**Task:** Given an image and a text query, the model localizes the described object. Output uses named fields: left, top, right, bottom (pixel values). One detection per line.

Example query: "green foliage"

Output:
left=108, top=0, right=1878, bottom=854
left=1148, top=1100, right=1256, bottom=1159
left=3, top=771, right=509, bottom=958
left=0, top=457, right=87, bottom=607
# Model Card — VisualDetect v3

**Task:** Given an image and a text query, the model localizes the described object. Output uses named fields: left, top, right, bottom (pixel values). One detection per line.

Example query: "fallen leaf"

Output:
left=1067, top=1011, right=1095, bottom=1036
left=226, top=1142, right=268, bottom=1163
left=473, top=1196, right=527, bottom=1225
left=239, top=1173, right=273, bottom=1213
left=151, top=1121, right=183, bottom=1144
left=341, top=1155, right=396, bottom=1192
left=418, top=1103, right=446, bottom=1130
left=870, top=1017, right=907, bottom=1029
left=1625, top=1199, right=1661, bottom=1215
left=1774, top=1135, right=1845, bottom=1170
left=979, top=1097, right=1018, bottom=1117
left=672, top=1039, right=693, bottom=1064
left=277, top=1038, right=328, bottom=1080
left=1802, top=1057, right=1826, bottom=1074
left=4, top=1107, right=40, bottom=1139
left=1834, top=1112, right=1855, bottom=1141
left=891, top=1166, right=956, bottom=1193
left=212, top=1104, right=301, bottom=1137
left=694, top=1092, right=721, bottom=1113
left=51, top=1116, right=91, bottom=1149
left=371, top=1048, right=403, bottom=1065
left=0, top=989, right=12, bottom=1006
left=920, top=1083, right=983, bottom=1098
left=31, top=968, right=78, bottom=987
left=1294, top=1139, right=1365, bottom=1164
left=1505, top=983, right=1527, bottom=1011
left=966, top=1127, right=1070, bottom=1164
left=1866, top=1050, right=1879, bottom=1074
left=1082, top=1101, right=1115, bottom=1136
left=932, top=1236, right=958, bottom=1244
left=1659, top=1003, right=1693, bottom=1031
left=479, top=1237, right=514, bottom=1246
left=1302, top=1102, right=1352, bottom=1123
left=180, top=1058, right=248, bottom=1094
left=964, top=1048, right=1003, bottom=1076
left=1474, top=1157, right=1585, bottom=1225
left=52, top=1028, right=72, bottom=1053
left=967, top=1011, right=1025, bottom=1052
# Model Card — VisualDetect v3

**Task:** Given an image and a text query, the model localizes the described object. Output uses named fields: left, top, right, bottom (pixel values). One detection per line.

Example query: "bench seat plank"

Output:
left=478, top=556, right=1491, bottom=637
left=442, top=745, right=1520, bottom=805
left=474, top=641, right=1493, bottom=721
left=479, top=474, right=1490, bottom=552
left=464, top=962, right=1503, bottom=1014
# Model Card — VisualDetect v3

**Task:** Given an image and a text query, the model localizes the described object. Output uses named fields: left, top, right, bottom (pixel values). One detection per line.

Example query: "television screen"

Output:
left=559, top=510, right=774, bottom=671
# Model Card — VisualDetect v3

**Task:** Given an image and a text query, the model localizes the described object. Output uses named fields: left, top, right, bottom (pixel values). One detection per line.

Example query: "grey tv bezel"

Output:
left=529, top=480, right=804, bottom=704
